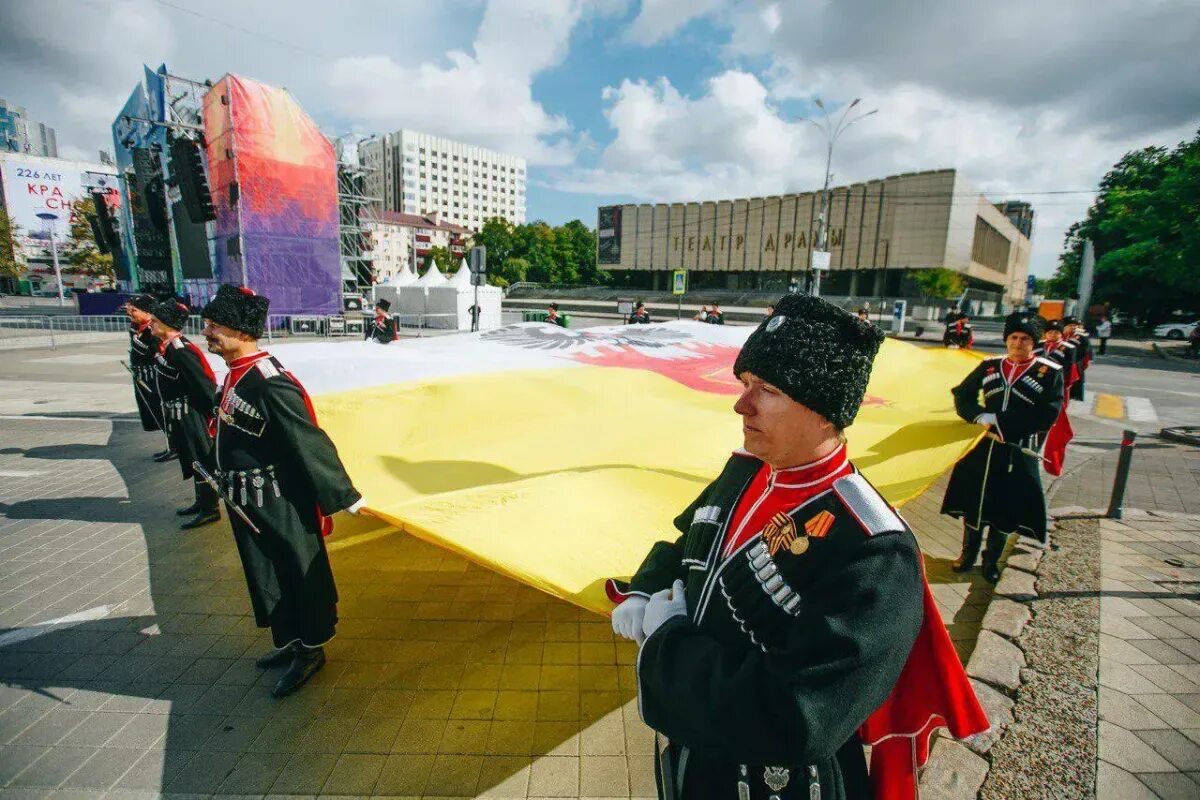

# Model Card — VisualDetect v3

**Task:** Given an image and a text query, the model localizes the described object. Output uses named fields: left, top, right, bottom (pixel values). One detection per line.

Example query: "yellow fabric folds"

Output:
left=309, top=333, right=983, bottom=614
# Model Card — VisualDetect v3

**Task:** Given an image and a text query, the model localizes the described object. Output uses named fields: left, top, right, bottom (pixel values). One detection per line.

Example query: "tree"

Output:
left=557, top=219, right=608, bottom=285
left=0, top=212, right=21, bottom=280
left=911, top=267, right=966, bottom=299
left=423, top=246, right=454, bottom=273
left=470, top=216, right=609, bottom=287
left=63, top=197, right=114, bottom=283
left=1048, top=131, right=1200, bottom=321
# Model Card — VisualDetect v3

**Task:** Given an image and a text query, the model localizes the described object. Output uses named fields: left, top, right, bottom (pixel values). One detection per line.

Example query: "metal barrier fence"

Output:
left=0, top=312, right=468, bottom=351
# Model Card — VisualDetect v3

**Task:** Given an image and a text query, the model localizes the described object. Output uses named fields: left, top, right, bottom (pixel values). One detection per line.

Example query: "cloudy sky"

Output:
left=3, top=0, right=1198, bottom=276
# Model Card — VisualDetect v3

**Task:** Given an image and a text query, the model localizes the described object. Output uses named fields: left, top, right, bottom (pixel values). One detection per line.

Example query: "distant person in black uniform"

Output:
left=201, top=285, right=366, bottom=698
left=468, top=303, right=482, bottom=332
left=546, top=302, right=567, bottom=327
left=706, top=302, right=725, bottom=325
left=1062, top=315, right=1091, bottom=400
left=857, top=307, right=870, bottom=322
left=149, top=300, right=220, bottom=530
left=764, top=304, right=774, bottom=318
left=941, top=312, right=1064, bottom=582
left=364, top=299, right=397, bottom=344
left=125, top=294, right=172, bottom=462
left=610, top=294, right=986, bottom=799
left=628, top=301, right=651, bottom=324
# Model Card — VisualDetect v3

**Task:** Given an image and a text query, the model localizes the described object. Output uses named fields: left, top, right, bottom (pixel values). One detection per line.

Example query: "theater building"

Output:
left=597, top=169, right=1032, bottom=303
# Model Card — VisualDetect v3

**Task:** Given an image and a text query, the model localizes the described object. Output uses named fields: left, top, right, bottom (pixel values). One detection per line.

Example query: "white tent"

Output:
left=415, top=260, right=447, bottom=286
left=388, top=264, right=417, bottom=286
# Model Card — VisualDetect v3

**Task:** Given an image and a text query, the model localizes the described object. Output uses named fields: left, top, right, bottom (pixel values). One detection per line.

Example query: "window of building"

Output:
left=972, top=218, right=1013, bottom=273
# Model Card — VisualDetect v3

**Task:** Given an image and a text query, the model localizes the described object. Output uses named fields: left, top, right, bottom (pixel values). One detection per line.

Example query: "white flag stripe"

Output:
left=1125, top=396, right=1159, bottom=423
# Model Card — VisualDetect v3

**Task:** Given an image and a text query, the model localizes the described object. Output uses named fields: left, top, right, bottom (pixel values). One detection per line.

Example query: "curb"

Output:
left=1151, top=341, right=1200, bottom=364
left=917, top=538, right=1044, bottom=798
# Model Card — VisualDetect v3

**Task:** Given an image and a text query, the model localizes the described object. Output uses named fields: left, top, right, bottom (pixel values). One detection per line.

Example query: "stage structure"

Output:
left=203, top=75, right=340, bottom=316
left=111, top=64, right=216, bottom=298
left=335, top=137, right=380, bottom=292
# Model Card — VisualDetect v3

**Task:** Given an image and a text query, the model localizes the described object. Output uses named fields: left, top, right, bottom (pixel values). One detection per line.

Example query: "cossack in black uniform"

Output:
left=202, top=284, right=363, bottom=698
left=941, top=312, right=1063, bottom=581
left=126, top=294, right=164, bottom=436
left=364, top=299, right=398, bottom=344
left=150, top=300, right=220, bottom=528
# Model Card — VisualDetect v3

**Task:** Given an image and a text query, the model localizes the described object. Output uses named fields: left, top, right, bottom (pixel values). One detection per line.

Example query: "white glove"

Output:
left=347, top=498, right=368, bottom=516
left=642, top=579, right=688, bottom=641
left=612, top=596, right=649, bottom=645
left=975, top=413, right=998, bottom=428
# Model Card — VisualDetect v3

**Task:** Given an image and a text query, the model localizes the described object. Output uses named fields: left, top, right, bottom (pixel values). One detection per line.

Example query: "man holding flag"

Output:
left=609, top=294, right=986, bottom=800
left=200, top=285, right=367, bottom=698
left=942, top=312, right=1064, bottom=582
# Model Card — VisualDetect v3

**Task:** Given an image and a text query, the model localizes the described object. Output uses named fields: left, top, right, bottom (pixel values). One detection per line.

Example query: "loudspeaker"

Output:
left=169, top=136, right=216, bottom=224
left=86, top=215, right=110, bottom=254
left=89, top=190, right=120, bottom=253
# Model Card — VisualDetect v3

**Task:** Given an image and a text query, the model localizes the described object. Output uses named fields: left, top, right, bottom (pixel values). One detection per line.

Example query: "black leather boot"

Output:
left=256, top=642, right=297, bottom=669
left=272, top=646, right=326, bottom=697
left=153, top=449, right=178, bottom=463
left=180, top=480, right=219, bottom=526
left=952, top=524, right=984, bottom=572
left=982, top=529, right=1010, bottom=584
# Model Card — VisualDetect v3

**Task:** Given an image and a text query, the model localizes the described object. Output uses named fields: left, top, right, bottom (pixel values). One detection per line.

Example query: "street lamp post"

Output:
left=795, top=99, right=877, bottom=298
left=36, top=212, right=65, bottom=307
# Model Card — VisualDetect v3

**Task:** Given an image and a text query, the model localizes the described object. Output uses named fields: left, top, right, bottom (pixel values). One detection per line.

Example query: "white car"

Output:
left=1153, top=319, right=1199, bottom=340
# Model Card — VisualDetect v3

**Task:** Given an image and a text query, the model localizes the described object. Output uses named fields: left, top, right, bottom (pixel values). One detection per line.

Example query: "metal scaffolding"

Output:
left=335, top=137, right=381, bottom=289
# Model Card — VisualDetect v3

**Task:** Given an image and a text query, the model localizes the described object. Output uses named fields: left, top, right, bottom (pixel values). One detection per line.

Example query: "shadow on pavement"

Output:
left=0, top=415, right=640, bottom=795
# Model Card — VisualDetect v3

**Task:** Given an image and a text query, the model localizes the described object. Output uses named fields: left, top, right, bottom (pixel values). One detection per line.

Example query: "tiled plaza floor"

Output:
left=0, top=341, right=988, bottom=798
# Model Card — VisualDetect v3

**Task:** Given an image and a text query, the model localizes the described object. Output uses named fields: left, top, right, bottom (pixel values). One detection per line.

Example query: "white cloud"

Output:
left=553, top=68, right=1198, bottom=275
left=624, top=0, right=725, bottom=44
left=564, top=0, right=1200, bottom=276
left=325, top=0, right=625, bottom=165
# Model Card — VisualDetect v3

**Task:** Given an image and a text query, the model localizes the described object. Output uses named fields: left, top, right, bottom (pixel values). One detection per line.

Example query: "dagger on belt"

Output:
left=192, top=460, right=261, bottom=534
left=985, top=431, right=1051, bottom=465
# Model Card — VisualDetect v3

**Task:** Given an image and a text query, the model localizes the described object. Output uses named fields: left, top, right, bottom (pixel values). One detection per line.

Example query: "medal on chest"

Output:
left=763, top=509, right=835, bottom=556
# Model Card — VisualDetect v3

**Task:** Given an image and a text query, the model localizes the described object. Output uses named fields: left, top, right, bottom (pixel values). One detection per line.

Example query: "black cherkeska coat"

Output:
left=940, top=355, right=1064, bottom=541
left=153, top=334, right=216, bottom=481
left=364, top=315, right=397, bottom=344
left=622, top=454, right=923, bottom=800
left=128, top=322, right=163, bottom=432
left=1067, top=332, right=1091, bottom=400
left=213, top=353, right=361, bottom=648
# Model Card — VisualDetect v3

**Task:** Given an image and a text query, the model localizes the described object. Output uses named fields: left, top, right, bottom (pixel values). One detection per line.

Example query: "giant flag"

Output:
left=263, top=321, right=984, bottom=614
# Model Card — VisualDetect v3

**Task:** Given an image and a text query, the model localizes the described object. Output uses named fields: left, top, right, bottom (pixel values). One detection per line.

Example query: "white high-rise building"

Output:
left=360, top=129, right=526, bottom=232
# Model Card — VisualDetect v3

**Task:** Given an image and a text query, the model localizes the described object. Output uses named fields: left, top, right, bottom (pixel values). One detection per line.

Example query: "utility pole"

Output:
left=795, top=99, right=877, bottom=297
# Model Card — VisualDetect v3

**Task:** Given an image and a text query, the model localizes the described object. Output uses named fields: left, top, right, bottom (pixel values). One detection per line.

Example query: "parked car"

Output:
left=1153, top=319, right=1199, bottom=340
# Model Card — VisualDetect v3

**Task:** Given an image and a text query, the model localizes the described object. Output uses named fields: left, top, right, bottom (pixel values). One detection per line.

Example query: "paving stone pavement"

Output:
left=1096, top=514, right=1200, bottom=798
left=0, top=341, right=985, bottom=798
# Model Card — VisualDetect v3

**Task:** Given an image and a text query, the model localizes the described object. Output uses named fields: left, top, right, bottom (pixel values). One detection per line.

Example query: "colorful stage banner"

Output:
left=254, top=322, right=985, bottom=614
left=203, top=75, right=339, bottom=315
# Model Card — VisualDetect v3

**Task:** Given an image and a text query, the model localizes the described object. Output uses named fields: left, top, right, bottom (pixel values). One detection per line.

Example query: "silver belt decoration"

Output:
left=764, top=766, right=790, bottom=796
left=808, top=765, right=820, bottom=800
left=214, top=465, right=280, bottom=508
left=163, top=398, right=189, bottom=421
left=737, top=765, right=750, bottom=800
left=747, top=541, right=803, bottom=616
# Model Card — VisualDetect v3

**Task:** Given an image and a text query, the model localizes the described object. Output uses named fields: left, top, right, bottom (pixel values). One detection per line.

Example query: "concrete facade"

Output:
left=364, top=211, right=471, bottom=279
left=597, top=169, right=1032, bottom=303
left=361, top=130, right=526, bottom=233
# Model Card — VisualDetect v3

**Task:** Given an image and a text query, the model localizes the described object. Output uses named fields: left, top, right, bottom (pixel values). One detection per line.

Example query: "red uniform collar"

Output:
left=768, top=444, right=848, bottom=487
left=157, top=331, right=181, bottom=354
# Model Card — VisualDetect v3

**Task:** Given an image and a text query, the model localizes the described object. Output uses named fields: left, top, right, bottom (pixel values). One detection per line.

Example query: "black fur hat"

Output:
left=375, top=298, right=391, bottom=312
left=126, top=294, right=155, bottom=312
left=732, top=294, right=885, bottom=429
left=1003, top=311, right=1046, bottom=341
left=201, top=284, right=270, bottom=339
left=1045, top=319, right=1065, bottom=333
left=151, top=300, right=190, bottom=330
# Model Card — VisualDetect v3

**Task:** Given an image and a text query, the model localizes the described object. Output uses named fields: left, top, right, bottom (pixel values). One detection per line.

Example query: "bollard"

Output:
left=1106, top=429, right=1138, bottom=519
